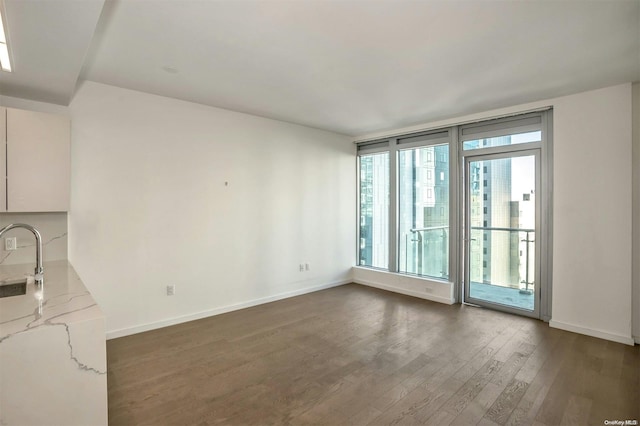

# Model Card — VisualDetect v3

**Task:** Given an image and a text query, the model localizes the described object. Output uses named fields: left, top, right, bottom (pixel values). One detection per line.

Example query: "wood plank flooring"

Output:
left=107, top=284, right=639, bottom=425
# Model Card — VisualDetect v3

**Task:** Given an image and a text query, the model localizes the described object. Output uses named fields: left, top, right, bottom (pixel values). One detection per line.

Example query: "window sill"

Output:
left=351, top=266, right=455, bottom=305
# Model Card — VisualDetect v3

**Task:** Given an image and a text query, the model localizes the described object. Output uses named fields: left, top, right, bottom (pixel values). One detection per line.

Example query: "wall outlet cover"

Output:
left=5, top=237, right=17, bottom=251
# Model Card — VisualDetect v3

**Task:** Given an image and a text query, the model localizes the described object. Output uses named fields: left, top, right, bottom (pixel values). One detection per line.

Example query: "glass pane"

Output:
left=468, top=155, right=536, bottom=311
left=398, top=144, right=449, bottom=279
left=359, top=152, right=389, bottom=269
left=463, top=131, right=541, bottom=150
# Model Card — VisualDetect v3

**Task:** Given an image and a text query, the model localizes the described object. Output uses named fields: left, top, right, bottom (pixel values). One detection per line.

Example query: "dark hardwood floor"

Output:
left=107, top=284, right=639, bottom=425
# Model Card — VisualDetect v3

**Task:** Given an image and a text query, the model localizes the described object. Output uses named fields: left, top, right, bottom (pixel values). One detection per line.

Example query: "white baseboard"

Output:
left=107, top=278, right=351, bottom=339
left=353, top=278, right=454, bottom=305
left=549, top=320, right=635, bottom=346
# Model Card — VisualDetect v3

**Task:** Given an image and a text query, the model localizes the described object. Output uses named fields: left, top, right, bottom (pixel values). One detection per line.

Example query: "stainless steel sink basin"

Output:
left=0, top=278, right=28, bottom=298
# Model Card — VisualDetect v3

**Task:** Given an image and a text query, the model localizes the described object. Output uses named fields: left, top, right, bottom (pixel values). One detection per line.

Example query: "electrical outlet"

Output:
left=5, top=237, right=17, bottom=251
left=166, top=285, right=175, bottom=296
left=299, top=264, right=305, bottom=272
left=424, top=286, right=434, bottom=293
left=305, top=263, right=310, bottom=271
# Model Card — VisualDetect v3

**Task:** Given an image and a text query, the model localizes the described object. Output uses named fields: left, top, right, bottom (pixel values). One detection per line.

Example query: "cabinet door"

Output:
left=0, top=108, right=5, bottom=212
left=6, top=108, right=70, bottom=212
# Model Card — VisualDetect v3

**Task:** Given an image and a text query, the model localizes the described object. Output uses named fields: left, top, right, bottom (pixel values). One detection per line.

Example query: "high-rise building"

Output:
left=468, top=137, right=535, bottom=291
left=359, top=153, right=389, bottom=268
left=398, top=145, right=449, bottom=278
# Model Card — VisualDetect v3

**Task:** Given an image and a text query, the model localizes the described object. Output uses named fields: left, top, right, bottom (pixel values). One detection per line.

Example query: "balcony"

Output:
left=468, top=226, right=535, bottom=311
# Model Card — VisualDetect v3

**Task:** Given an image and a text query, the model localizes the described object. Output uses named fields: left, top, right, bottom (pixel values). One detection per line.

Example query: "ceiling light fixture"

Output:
left=0, top=9, right=12, bottom=72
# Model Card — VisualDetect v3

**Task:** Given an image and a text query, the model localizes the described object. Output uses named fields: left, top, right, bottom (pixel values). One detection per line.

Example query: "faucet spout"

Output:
left=0, top=223, right=44, bottom=285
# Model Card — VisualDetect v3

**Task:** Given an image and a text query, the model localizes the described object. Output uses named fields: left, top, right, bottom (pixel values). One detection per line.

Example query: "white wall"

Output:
left=633, top=82, right=639, bottom=344
left=550, top=84, right=632, bottom=345
left=355, top=83, right=634, bottom=345
left=69, top=81, right=355, bottom=338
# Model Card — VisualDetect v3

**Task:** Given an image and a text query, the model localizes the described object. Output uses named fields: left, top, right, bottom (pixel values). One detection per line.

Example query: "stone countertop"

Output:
left=0, top=260, right=104, bottom=341
left=0, top=260, right=108, bottom=425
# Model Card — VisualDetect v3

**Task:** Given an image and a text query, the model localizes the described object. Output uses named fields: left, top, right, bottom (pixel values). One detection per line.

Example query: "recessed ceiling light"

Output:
left=0, top=9, right=12, bottom=72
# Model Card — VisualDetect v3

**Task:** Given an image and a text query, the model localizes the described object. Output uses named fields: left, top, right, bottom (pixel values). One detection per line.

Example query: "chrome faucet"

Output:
left=0, top=223, right=44, bottom=286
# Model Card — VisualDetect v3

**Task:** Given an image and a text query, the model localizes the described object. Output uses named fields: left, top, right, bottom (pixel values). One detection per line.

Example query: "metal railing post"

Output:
left=520, top=230, right=535, bottom=294
left=442, top=228, right=448, bottom=277
left=416, top=230, right=423, bottom=275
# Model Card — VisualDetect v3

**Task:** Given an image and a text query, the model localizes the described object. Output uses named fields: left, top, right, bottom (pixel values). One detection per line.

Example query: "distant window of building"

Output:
left=357, top=152, right=389, bottom=269
left=397, top=143, right=450, bottom=280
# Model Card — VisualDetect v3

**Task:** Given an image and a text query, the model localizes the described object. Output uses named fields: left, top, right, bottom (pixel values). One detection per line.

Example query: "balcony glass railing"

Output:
left=401, top=226, right=449, bottom=280
left=469, top=226, right=535, bottom=293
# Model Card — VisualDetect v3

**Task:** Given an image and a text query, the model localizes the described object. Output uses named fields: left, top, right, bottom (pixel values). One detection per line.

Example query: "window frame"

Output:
left=458, top=110, right=553, bottom=320
left=397, top=141, right=450, bottom=280
left=356, top=128, right=459, bottom=282
left=355, top=108, right=552, bottom=319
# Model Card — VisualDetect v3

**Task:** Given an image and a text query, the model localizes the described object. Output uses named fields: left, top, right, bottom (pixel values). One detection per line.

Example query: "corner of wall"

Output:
left=69, top=82, right=356, bottom=336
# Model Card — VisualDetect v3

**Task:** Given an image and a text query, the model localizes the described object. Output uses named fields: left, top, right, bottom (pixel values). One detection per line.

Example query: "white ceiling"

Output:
left=4, top=1, right=640, bottom=136
left=0, top=0, right=104, bottom=105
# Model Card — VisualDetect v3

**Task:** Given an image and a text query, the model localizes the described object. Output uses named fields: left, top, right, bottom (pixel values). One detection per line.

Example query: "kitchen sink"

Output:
left=0, top=278, right=28, bottom=298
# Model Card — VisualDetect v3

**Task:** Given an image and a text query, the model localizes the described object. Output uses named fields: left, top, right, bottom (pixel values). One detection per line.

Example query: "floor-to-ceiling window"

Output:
left=398, top=139, right=450, bottom=279
left=356, top=110, right=552, bottom=321
left=357, top=130, right=453, bottom=279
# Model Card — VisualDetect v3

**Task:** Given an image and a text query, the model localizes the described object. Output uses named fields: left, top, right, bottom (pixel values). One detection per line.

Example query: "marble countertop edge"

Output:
left=0, top=260, right=105, bottom=340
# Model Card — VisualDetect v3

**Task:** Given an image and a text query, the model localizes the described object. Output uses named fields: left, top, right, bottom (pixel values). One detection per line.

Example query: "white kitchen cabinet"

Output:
left=4, top=108, right=70, bottom=212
